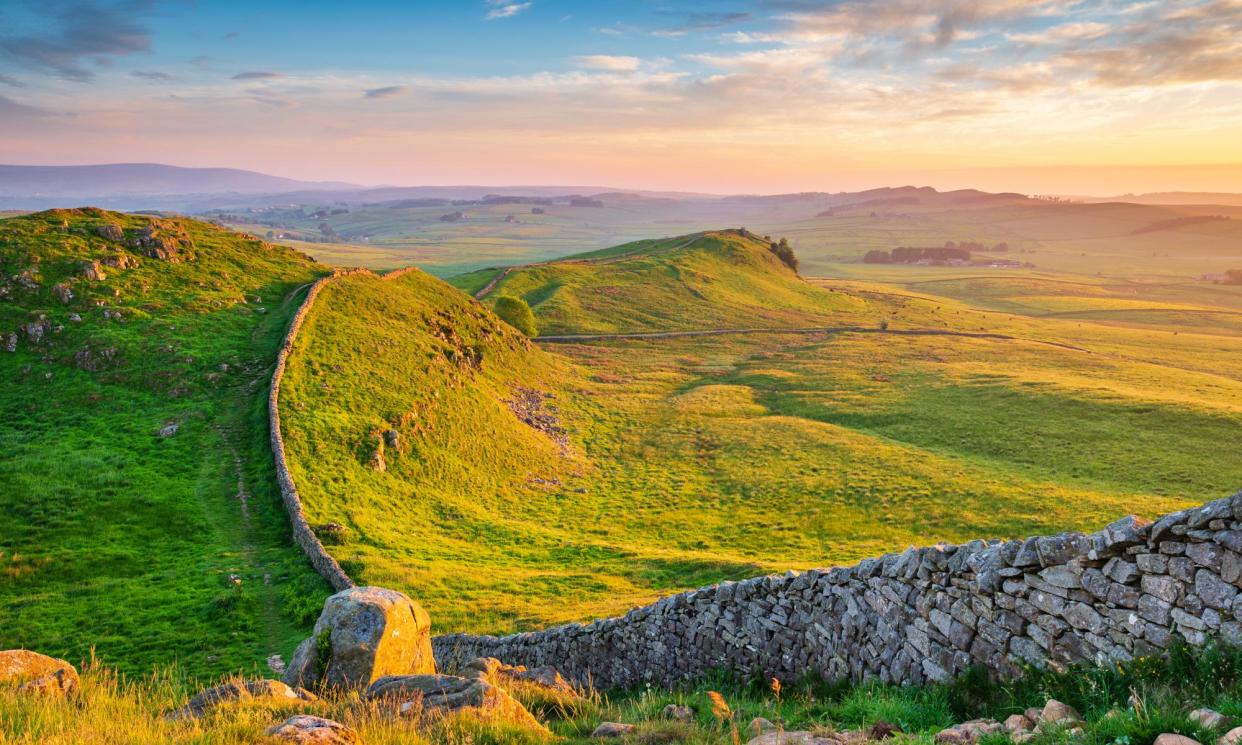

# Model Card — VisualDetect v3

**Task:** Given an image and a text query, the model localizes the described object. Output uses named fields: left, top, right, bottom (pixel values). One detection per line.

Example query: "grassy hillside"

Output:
left=276, top=267, right=591, bottom=632
left=0, top=208, right=330, bottom=678
left=454, top=230, right=874, bottom=335
left=280, top=230, right=1236, bottom=637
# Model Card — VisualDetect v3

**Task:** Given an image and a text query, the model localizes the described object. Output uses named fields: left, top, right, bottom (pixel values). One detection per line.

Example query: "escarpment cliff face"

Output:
left=434, top=492, right=1242, bottom=689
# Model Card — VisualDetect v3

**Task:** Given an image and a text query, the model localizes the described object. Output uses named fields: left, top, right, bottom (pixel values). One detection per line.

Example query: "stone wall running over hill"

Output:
left=270, top=267, right=424, bottom=592
left=434, top=492, right=1242, bottom=689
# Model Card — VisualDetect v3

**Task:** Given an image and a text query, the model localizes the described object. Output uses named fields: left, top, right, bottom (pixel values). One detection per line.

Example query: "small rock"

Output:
left=1005, top=714, right=1035, bottom=734
left=1192, top=709, right=1234, bottom=730
left=935, top=719, right=1003, bottom=744
left=382, top=429, right=399, bottom=448
left=267, top=654, right=287, bottom=675
left=95, top=223, right=124, bottom=241
left=870, top=721, right=903, bottom=740
left=1153, top=735, right=1200, bottom=745
left=1040, top=699, right=1084, bottom=727
left=5, top=333, right=16, bottom=353
left=592, top=722, right=636, bottom=738
left=0, top=650, right=80, bottom=697
left=747, top=732, right=847, bottom=745
left=81, top=261, right=107, bottom=282
left=662, top=704, right=694, bottom=723
left=68, top=313, right=82, bottom=323
left=52, top=282, right=74, bottom=304
left=266, top=715, right=358, bottom=744
left=369, top=673, right=546, bottom=732
left=165, top=679, right=316, bottom=720
left=159, top=423, right=179, bottom=438
left=1219, top=726, right=1242, bottom=745
left=750, top=717, right=778, bottom=735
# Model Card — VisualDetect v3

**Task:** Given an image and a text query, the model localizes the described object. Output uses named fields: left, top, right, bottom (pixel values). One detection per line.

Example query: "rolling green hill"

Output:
left=0, top=208, right=330, bottom=677
left=453, top=230, right=875, bottom=335
left=279, top=229, right=1234, bottom=638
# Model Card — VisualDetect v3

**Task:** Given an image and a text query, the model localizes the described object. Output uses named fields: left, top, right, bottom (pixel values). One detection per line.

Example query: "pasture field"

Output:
left=281, top=231, right=1241, bottom=637
left=0, top=210, right=332, bottom=679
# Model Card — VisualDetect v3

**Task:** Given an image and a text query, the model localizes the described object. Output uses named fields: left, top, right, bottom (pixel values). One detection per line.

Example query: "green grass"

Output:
left=6, top=640, right=1242, bottom=744
left=0, top=209, right=332, bottom=679
left=277, top=229, right=1240, bottom=637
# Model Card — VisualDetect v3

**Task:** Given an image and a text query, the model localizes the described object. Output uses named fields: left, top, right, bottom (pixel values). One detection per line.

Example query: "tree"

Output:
left=768, top=237, right=799, bottom=273
left=493, top=295, right=538, bottom=337
left=863, top=249, right=892, bottom=264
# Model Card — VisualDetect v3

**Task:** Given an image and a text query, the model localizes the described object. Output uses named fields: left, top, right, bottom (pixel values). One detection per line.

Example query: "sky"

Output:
left=1, top=0, right=1240, bottom=195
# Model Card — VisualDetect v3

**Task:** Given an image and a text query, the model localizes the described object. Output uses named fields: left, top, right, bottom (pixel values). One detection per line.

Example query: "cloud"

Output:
left=652, top=11, right=751, bottom=37
left=573, top=55, right=642, bottom=72
left=363, top=85, right=407, bottom=99
left=0, top=94, right=52, bottom=117
left=132, top=70, right=174, bottom=82
left=0, top=0, right=154, bottom=81
left=485, top=1, right=532, bottom=20
left=0, top=74, right=25, bottom=88
left=232, top=71, right=285, bottom=80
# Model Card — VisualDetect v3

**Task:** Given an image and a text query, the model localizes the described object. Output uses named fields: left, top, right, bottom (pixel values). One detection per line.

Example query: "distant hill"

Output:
left=0, top=164, right=360, bottom=210
left=0, top=208, right=328, bottom=676
left=1083, top=192, right=1242, bottom=207
left=451, top=229, right=875, bottom=335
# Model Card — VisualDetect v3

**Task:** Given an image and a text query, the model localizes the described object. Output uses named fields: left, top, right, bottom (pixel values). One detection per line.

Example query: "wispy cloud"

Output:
left=0, top=0, right=154, bottom=81
left=573, top=55, right=642, bottom=72
left=363, top=85, right=407, bottom=99
left=132, top=70, right=175, bottom=83
left=232, top=71, right=285, bottom=80
left=486, top=1, right=532, bottom=20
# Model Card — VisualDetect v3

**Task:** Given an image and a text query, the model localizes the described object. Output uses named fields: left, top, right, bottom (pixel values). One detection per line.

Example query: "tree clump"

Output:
left=493, top=295, right=538, bottom=337
left=768, top=237, right=799, bottom=273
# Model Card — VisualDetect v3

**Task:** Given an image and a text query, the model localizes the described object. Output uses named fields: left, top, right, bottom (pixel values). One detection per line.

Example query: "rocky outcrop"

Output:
left=434, top=492, right=1242, bottom=690
left=165, top=679, right=317, bottom=720
left=366, top=672, right=547, bottom=733
left=95, top=223, right=124, bottom=241
left=81, top=261, right=106, bottom=281
left=0, top=650, right=79, bottom=697
left=285, top=586, right=435, bottom=691
left=266, top=715, right=358, bottom=744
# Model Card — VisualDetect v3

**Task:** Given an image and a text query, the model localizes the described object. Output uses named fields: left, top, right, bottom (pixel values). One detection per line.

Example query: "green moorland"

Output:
left=0, top=209, right=333, bottom=678
left=6, top=641, right=1242, bottom=744
left=282, top=230, right=1239, bottom=638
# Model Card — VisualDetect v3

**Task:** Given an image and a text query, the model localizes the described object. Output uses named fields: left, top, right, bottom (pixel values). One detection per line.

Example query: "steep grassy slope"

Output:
left=0, top=209, right=330, bottom=677
left=277, top=268, right=592, bottom=631
left=453, top=230, right=873, bottom=334
left=283, top=231, right=1236, bottom=637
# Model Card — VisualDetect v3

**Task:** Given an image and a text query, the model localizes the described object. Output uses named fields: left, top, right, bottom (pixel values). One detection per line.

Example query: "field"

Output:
left=281, top=230, right=1242, bottom=637
left=0, top=210, right=332, bottom=679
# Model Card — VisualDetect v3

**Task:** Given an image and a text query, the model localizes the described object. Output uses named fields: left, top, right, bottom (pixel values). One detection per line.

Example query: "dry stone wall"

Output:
left=434, top=492, right=1242, bottom=689
left=270, top=267, right=424, bottom=592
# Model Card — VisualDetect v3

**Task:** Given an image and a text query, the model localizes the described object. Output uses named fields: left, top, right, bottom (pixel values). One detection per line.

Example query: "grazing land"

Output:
left=281, top=229, right=1240, bottom=637
left=0, top=210, right=331, bottom=678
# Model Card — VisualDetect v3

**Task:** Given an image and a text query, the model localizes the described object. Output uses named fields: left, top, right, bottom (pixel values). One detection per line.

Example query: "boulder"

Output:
left=935, top=719, right=1004, bottom=744
left=284, top=586, right=434, bottom=691
left=165, top=679, right=316, bottom=720
left=366, top=673, right=546, bottom=733
left=1005, top=714, right=1035, bottom=734
left=746, top=732, right=840, bottom=745
left=592, top=722, right=637, bottom=738
left=1153, top=735, right=1199, bottom=745
left=0, top=650, right=79, bottom=697
left=662, top=704, right=694, bottom=723
left=1191, top=709, right=1233, bottom=730
left=265, top=715, right=358, bottom=744
left=1219, top=726, right=1242, bottom=745
left=95, top=223, right=124, bottom=241
left=1039, top=699, right=1084, bottom=727
left=81, top=261, right=107, bottom=282
left=461, top=656, right=576, bottom=697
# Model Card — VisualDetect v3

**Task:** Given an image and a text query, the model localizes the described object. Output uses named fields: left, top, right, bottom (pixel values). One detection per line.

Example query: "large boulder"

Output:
left=0, top=650, right=79, bottom=697
left=366, top=673, right=548, bottom=734
left=284, top=586, right=434, bottom=691
left=265, top=715, right=358, bottom=744
left=165, top=678, right=317, bottom=720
